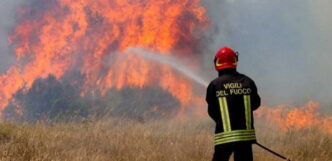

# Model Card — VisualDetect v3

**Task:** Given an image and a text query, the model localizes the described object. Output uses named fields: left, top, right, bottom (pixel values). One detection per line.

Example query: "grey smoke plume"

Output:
left=0, top=0, right=23, bottom=73
left=202, top=0, right=332, bottom=109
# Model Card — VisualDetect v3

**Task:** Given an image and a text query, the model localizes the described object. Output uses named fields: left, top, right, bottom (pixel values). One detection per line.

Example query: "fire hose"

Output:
left=256, top=142, right=291, bottom=161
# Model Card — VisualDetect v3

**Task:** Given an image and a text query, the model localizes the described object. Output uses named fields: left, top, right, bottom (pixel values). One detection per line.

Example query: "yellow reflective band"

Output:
left=218, top=97, right=231, bottom=132
left=244, top=95, right=252, bottom=130
left=222, top=97, right=231, bottom=131
left=215, top=134, right=256, bottom=142
left=215, top=135, right=256, bottom=143
left=215, top=58, right=224, bottom=67
left=218, top=97, right=228, bottom=132
left=215, top=129, right=255, bottom=139
left=215, top=135, right=256, bottom=145
left=214, top=130, right=256, bottom=145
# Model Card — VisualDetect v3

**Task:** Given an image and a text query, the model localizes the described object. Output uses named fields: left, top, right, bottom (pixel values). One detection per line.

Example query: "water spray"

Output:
left=126, top=47, right=209, bottom=88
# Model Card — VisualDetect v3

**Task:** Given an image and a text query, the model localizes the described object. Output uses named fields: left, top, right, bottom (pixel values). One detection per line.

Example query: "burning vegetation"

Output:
left=0, top=1, right=331, bottom=161
left=0, top=0, right=331, bottom=137
left=0, top=0, right=207, bottom=119
left=256, top=101, right=332, bottom=135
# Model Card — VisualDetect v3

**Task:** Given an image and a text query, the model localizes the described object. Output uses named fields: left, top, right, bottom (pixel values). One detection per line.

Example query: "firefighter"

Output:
left=206, top=46, right=261, bottom=161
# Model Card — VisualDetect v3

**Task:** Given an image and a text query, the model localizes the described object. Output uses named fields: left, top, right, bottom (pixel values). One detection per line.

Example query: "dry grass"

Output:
left=0, top=118, right=330, bottom=161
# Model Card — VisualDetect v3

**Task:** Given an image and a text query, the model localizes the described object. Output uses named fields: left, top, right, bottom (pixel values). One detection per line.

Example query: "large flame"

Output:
left=0, top=0, right=207, bottom=113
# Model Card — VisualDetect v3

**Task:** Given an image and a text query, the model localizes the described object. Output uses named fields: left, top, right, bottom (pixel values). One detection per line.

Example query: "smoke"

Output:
left=0, top=0, right=23, bottom=73
left=202, top=0, right=332, bottom=110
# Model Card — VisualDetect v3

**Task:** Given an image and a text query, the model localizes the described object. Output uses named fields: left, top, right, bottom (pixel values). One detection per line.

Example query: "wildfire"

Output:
left=0, top=0, right=207, bottom=113
left=255, top=101, right=332, bottom=134
left=0, top=0, right=331, bottom=136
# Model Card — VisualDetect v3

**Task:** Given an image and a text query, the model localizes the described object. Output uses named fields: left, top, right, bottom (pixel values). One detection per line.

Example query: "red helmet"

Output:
left=214, top=46, right=238, bottom=70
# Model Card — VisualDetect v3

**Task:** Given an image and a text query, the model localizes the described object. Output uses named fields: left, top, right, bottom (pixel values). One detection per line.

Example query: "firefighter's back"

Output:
left=208, top=69, right=260, bottom=145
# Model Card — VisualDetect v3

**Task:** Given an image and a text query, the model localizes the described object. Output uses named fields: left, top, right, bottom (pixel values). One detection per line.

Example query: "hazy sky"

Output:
left=202, top=0, right=332, bottom=108
left=0, top=0, right=331, bottom=109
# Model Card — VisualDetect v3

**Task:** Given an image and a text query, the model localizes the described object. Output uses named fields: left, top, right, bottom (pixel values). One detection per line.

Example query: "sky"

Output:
left=0, top=0, right=331, bottom=109
left=202, top=0, right=332, bottom=108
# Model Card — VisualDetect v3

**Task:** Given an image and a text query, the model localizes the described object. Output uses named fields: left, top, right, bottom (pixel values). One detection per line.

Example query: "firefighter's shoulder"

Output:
left=236, top=72, right=258, bottom=87
left=208, top=77, right=221, bottom=87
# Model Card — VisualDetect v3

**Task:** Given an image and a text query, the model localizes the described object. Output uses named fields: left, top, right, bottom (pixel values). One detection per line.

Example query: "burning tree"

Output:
left=0, top=0, right=208, bottom=120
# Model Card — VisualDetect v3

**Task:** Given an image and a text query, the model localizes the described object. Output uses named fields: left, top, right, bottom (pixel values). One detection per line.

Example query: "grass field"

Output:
left=0, top=118, right=330, bottom=161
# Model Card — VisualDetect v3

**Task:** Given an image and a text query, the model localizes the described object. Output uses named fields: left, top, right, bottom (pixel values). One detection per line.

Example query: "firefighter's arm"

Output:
left=251, top=81, right=261, bottom=111
left=206, top=83, right=218, bottom=121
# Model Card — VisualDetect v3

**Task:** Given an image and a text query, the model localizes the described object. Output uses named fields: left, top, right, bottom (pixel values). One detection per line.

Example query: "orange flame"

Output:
left=0, top=0, right=208, bottom=113
left=255, top=101, right=332, bottom=134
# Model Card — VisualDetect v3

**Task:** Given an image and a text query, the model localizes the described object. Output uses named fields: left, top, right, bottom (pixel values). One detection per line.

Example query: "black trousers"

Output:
left=212, top=142, right=253, bottom=161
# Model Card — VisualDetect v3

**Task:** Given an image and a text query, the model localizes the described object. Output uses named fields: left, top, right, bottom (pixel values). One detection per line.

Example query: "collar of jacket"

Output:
left=218, top=68, right=237, bottom=76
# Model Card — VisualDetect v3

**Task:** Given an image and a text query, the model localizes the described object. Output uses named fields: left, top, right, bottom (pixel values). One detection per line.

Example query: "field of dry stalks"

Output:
left=0, top=118, right=330, bottom=161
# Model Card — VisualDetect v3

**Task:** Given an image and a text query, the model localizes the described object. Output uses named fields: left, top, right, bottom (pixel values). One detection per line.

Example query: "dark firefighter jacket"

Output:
left=206, top=69, right=261, bottom=146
